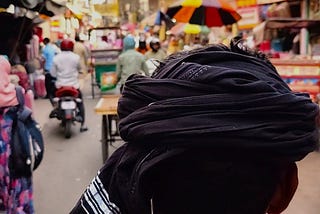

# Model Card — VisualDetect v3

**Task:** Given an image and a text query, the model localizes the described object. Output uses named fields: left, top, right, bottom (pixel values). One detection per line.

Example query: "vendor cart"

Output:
left=88, top=27, right=123, bottom=98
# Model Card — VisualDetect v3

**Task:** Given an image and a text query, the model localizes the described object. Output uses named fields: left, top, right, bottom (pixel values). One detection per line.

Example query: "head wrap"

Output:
left=0, top=56, right=18, bottom=107
left=118, top=45, right=319, bottom=162
left=123, top=35, right=136, bottom=51
left=71, top=44, right=319, bottom=214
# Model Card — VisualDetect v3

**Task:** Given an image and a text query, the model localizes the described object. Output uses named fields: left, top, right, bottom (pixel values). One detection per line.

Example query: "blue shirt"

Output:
left=42, top=44, right=56, bottom=72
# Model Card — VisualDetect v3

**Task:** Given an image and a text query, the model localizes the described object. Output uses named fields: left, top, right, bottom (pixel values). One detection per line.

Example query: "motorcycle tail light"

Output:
left=75, top=98, right=82, bottom=103
left=65, top=114, right=73, bottom=119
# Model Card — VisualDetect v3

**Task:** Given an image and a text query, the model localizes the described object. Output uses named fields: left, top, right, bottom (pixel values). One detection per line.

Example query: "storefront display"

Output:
left=88, top=27, right=123, bottom=97
left=271, top=58, right=320, bottom=101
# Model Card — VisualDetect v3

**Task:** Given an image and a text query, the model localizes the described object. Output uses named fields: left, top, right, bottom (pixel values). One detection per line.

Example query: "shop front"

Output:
left=250, top=0, right=320, bottom=101
left=271, top=58, right=320, bottom=101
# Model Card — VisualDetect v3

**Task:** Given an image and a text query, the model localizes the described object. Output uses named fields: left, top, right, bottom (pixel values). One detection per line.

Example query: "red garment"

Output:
left=136, top=47, right=149, bottom=55
left=10, top=68, right=30, bottom=90
left=24, top=90, right=34, bottom=112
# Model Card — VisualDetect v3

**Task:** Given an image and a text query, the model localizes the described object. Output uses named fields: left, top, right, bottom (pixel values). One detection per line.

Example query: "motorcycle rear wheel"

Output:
left=64, top=120, right=72, bottom=138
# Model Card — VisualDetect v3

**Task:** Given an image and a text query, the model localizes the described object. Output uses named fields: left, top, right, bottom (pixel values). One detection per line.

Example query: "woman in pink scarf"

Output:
left=0, top=55, right=34, bottom=213
left=0, top=56, right=18, bottom=107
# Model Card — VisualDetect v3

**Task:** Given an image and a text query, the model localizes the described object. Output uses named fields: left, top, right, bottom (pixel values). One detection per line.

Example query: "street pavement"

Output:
left=32, top=75, right=122, bottom=213
left=283, top=152, right=320, bottom=214
left=31, top=74, right=320, bottom=213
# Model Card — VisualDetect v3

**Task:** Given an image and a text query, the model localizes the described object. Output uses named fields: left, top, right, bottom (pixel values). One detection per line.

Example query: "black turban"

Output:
left=118, top=45, right=319, bottom=162
left=70, top=44, right=320, bottom=214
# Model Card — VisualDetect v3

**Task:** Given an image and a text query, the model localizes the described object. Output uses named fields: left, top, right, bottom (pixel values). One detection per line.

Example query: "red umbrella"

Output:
left=166, top=0, right=241, bottom=27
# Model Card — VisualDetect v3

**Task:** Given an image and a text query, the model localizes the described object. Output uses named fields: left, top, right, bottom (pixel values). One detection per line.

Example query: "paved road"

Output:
left=32, top=75, right=121, bottom=213
left=31, top=75, right=320, bottom=213
left=283, top=151, right=320, bottom=214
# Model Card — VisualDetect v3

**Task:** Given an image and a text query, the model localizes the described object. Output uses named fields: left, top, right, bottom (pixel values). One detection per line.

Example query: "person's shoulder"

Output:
left=158, top=49, right=167, bottom=55
left=73, top=52, right=81, bottom=60
left=48, top=44, right=57, bottom=53
left=52, top=52, right=62, bottom=61
left=119, top=51, right=128, bottom=58
left=159, top=48, right=166, bottom=53
left=75, top=42, right=85, bottom=48
left=145, top=50, right=152, bottom=57
left=67, top=51, right=80, bottom=59
left=134, top=50, right=145, bottom=57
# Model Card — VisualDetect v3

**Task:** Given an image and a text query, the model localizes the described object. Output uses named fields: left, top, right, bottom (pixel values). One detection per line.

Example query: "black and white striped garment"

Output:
left=80, top=173, right=121, bottom=214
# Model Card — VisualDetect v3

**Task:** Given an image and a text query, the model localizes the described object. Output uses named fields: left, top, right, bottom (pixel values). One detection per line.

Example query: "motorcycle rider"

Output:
left=49, top=39, right=88, bottom=132
left=145, top=38, right=167, bottom=61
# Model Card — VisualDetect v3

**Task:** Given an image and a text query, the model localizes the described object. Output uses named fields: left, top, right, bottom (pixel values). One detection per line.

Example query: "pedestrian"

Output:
left=116, top=35, right=149, bottom=92
left=166, top=34, right=179, bottom=55
left=41, top=37, right=58, bottom=101
left=70, top=36, right=319, bottom=214
left=10, top=64, right=35, bottom=112
left=192, top=36, right=203, bottom=49
left=0, top=56, right=34, bottom=213
left=136, top=38, right=149, bottom=55
left=145, top=38, right=167, bottom=61
left=73, top=34, right=89, bottom=89
left=49, top=39, right=88, bottom=132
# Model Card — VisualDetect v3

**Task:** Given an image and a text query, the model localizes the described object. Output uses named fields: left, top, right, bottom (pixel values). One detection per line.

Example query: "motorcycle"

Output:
left=50, top=86, right=83, bottom=138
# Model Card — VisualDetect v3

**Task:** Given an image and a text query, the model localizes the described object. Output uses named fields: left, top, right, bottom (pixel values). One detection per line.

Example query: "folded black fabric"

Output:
left=70, top=46, right=320, bottom=214
left=118, top=49, right=319, bottom=162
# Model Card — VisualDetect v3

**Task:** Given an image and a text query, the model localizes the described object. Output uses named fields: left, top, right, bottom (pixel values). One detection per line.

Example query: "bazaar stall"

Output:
left=88, top=27, right=123, bottom=98
left=256, top=18, right=320, bottom=101
left=247, top=0, right=320, bottom=101
left=270, top=58, right=320, bottom=101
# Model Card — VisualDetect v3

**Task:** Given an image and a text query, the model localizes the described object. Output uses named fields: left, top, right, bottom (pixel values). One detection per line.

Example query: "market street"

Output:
left=32, top=75, right=122, bottom=213
left=31, top=75, right=320, bottom=214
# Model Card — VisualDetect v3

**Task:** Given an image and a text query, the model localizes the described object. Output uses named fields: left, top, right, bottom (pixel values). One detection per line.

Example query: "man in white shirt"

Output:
left=50, top=39, right=88, bottom=132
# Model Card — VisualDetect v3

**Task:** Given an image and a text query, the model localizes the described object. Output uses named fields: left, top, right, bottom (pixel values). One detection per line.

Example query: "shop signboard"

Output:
left=236, top=0, right=256, bottom=7
left=50, top=17, right=60, bottom=32
left=237, top=6, right=260, bottom=29
left=94, top=0, right=119, bottom=16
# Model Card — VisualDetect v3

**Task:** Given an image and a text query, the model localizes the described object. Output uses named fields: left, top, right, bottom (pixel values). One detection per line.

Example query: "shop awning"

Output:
left=0, top=0, right=66, bottom=17
left=253, top=18, right=320, bottom=45
left=265, top=18, right=320, bottom=30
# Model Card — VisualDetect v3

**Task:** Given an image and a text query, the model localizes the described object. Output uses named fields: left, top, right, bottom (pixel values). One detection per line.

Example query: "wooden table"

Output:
left=94, top=94, right=121, bottom=161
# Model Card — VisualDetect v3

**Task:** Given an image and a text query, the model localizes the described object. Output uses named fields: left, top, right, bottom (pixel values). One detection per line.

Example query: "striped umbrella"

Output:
left=166, top=0, right=241, bottom=27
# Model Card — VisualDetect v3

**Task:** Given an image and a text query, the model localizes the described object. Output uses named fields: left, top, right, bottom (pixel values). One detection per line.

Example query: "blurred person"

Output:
left=145, top=38, right=167, bottom=75
left=136, top=38, right=149, bottom=54
left=192, top=36, right=203, bottom=49
left=145, top=38, right=167, bottom=61
left=201, top=37, right=209, bottom=47
left=70, top=36, right=319, bottom=213
left=41, top=37, right=58, bottom=100
left=10, top=64, right=35, bottom=112
left=116, top=35, right=149, bottom=92
left=74, top=35, right=89, bottom=75
left=222, top=25, right=234, bottom=46
left=49, top=39, right=88, bottom=132
left=0, top=56, right=34, bottom=213
left=177, top=33, right=185, bottom=51
left=73, top=34, right=89, bottom=89
left=166, top=34, right=179, bottom=55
